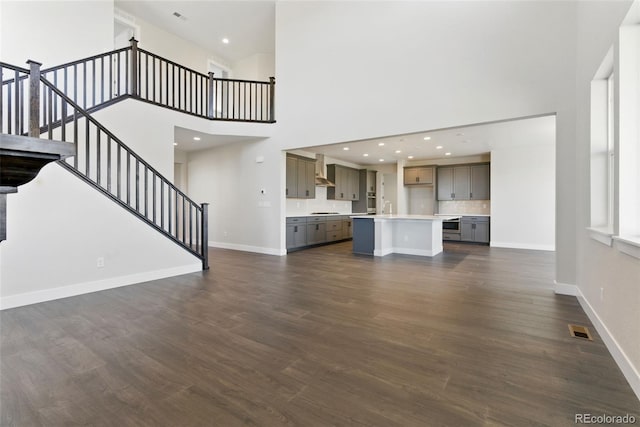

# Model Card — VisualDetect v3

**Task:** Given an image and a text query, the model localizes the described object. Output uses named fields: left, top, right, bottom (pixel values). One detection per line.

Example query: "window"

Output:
left=589, top=49, right=615, bottom=241
left=614, top=21, right=640, bottom=255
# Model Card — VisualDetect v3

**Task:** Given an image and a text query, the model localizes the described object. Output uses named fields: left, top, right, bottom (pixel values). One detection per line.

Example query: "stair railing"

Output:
left=1, top=61, right=209, bottom=269
left=6, top=39, right=276, bottom=124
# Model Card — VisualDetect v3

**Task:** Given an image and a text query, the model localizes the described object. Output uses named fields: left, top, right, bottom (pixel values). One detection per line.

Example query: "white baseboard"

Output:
left=0, top=264, right=202, bottom=310
left=576, top=289, right=640, bottom=401
left=490, top=241, right=555, bottom=251
left=209, top=241, right=285, bottom=256
left=553, top=280, right=580, bottom=296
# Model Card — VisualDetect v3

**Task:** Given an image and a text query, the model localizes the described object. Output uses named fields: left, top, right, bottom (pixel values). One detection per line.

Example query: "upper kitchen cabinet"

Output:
left=327, top=164, right=360, bottom=201
left=286, top=154, right=316, bottom=199
left=470, top=164, right=490, bottom=200
left=404, top=166, right=434, bottom=185
left=437, top=163, right=489, bottom=200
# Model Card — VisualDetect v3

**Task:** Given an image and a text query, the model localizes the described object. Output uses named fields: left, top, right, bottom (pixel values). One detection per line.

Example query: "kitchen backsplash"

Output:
left=438, top=200, right=491, bottom=215
left=286, top=186, right=354, bottom=215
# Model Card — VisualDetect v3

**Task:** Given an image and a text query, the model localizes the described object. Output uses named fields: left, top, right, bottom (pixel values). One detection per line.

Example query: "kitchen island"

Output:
left=351, top=214, right=459, bottom=257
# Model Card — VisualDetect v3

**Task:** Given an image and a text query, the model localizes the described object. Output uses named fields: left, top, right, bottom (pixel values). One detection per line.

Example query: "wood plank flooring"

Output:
left=1, top=242, right=639, bottom=426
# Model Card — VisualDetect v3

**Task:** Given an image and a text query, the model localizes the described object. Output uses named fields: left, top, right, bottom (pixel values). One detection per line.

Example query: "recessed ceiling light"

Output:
left=445, top=152, right=452, bottom=156
left=193, top=137, right=201, bottom=141
left=378, top=142, right=385, bottom=146
left=363, top=153, right=369, bottom=157
left=395, top=150, right=401, bottom=154
left=379, top=159, right=384, bottom=162
left=456, top=132, right=464, bottom=136
left=436, top=145, right=443, bottom=149
left=222, top=38, right=230, bottom=44
left=423, top=136, right=431, bottom=141
left=408, top=155, right=414, bottom=159
left=173, top=142, right=178, bottom=146
left=343, top=147, right=350, bottom=151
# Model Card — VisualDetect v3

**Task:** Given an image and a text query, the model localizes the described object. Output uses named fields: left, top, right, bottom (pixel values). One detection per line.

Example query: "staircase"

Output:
left=0, top=39, right=275, bottom=270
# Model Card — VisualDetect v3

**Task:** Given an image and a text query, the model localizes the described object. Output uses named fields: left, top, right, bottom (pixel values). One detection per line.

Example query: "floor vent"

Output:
left=568, top=324, right=593, bottom=341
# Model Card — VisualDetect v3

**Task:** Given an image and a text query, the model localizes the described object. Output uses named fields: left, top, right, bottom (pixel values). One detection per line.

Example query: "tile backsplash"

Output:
left=438, top=200, right=491, bottom=215
left=286, top=186, right=353, bottom=215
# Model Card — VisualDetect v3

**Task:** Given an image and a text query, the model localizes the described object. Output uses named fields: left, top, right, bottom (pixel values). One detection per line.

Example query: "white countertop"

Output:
left=435, top=213, right=491, bottom=217
left=351, top=214, right=460, bottom=221
left=287, top=213, right=365, bottom=218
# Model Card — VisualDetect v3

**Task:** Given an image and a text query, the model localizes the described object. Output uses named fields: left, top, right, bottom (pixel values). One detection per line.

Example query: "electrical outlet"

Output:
left=96, top=257, right=105, bottom=268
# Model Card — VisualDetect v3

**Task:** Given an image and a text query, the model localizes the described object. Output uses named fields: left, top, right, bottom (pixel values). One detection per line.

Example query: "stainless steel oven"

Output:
left=442, top=218, right=461, bottom=234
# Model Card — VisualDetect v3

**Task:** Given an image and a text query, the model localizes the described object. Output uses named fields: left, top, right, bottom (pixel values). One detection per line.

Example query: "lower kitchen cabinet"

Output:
left=460, top=216, right=490, bottom=244
left=286, top=216, right=353, bottom=251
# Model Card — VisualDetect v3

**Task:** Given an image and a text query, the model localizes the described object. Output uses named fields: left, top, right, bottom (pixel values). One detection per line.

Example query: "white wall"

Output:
left=0, top=164, right=200, bottom=309
left=574, top=0, right=640, bottom=397
left=0, top=1, right=114, bottom=66
left=186, top=139, right=283, bottom=255
left=274, top=0, right=578, bottom=284
left=233, top=53, right=275, bottom=81
left=491, top=144, right=556, bottom=250
left=124, top=11, right=229, bottom=74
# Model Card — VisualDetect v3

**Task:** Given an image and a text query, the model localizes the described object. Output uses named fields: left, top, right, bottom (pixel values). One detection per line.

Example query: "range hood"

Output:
left=315, top=154, right=335, bottom=187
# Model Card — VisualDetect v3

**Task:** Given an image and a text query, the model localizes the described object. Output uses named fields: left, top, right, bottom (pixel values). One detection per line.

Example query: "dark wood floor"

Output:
left=1, top=242, right=639, bottom=426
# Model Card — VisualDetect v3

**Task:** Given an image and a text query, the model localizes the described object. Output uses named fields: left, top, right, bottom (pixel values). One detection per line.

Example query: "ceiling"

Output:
left=115, top=0, right=275, bottom=64
left=303, top=115, right=556, bottom=166
left=174, top=126, right=263, bottom=152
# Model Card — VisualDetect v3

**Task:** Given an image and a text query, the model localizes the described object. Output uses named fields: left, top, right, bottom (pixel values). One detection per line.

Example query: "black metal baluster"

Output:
left=161, top=180, right=165, bottom=229
left=101, top=56, right=105, bottom=104
left=107, top=136, right=112, bottom=192
left=117, top=52, right=121, bottom=96
left=64, top=68, right=68, bottom=108
left=125, top=50, right=129, bottom=94
left=74, top=64, right=78, bottom=104
left=0, top=67, right=4, bottom=134
left=175, top=189, right=179, bottom=238
left=182, top=196, right=186, bottom=243
left=168, top=187, right=172, bottom=234
left=85, top=118, right=90, bottom=176
left=73, top=110, right=78, bottom=168
left=145, top=53, right=149, bottom=100
left=61, top=101, right=66, bottom=141
left=96, top=128, right=101, bottom=185
left=14, top=70, right=19, bottom=134
left=172, top=64, right=176, bottom=108
left=109, top=54, right=113, bottom=100
left=7, top=84, right=12, bottom=135
left=52, top=72, right=58, bottom=125
left=189, top=203, right=193, bottom=248
left=135, top=159, right=140, bottom=211
left=166, top=62, right=169, bottom=106
left=117, top=145, right=121, bottom=198
left=152, top=56, right=156, bottom=102
left=126, top=152, right=131, bottom=205
left=83, top=62, right=87, bottom=109
left=47, top=86, right=53, bottom=139
left=144, top=165, right=148, bottom=217
left=196, top=209, right=200, bottom=252
left=92, top=59, right=96, bottom=107
left=18, top=78, right=24, bottom=135
left=250, top=82, right=253, bottom=121
left=153, top=174, right=157, bottom=223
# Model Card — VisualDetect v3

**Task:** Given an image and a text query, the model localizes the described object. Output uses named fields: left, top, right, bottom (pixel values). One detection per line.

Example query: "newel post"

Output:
left=269, top=76, right=276, bottom=122
left=129, top=37, right=139, bottom=97
left=26, top=60, right=42, bottom=137
left=207, top=72, right=215, bottom=119
left=201, top=202, right=209, bottom=270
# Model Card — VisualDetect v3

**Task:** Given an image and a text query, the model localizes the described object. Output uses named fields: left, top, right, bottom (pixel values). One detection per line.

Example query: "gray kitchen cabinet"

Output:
left=286, top=154, right=316, bottom=199
left=286, top=156, right=297, bottom=198
left=460, top=216, right=490, bottom=244
left=404, top=166, right=434, bottom=185
left=437, top=167, right=454, bottom=200
left=327, top=164, right=360, bottom=201
left=367, top=171, right=377, bottom=192
left=326, top=219, right=344, bottom=242
left=306, top=222, right=327, bottom=245
left=470, top=164, right=490, bottom=200
left=286, top=217, right=307, bottom=250
left=437, top=163, right=489, bottom=200
left=343, top=217, right=353, bottom=238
